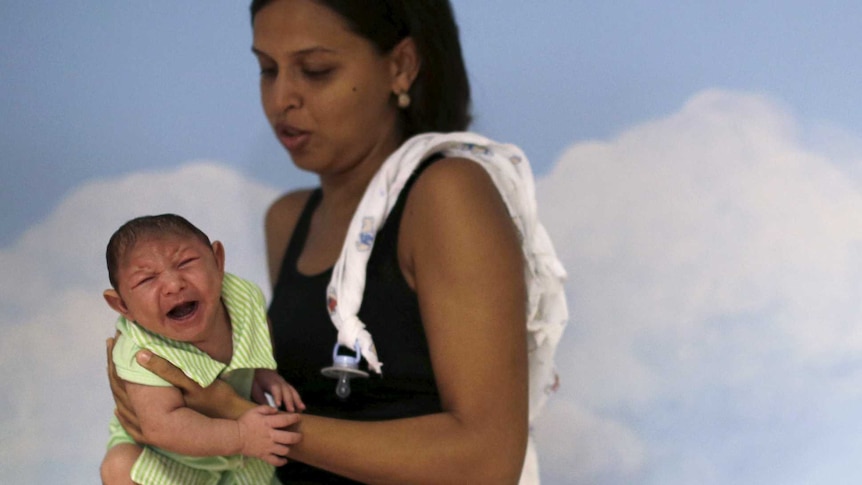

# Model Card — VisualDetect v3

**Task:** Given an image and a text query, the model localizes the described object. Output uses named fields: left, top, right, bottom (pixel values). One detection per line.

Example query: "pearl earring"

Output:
left=397, top=91, right=411, bottom=109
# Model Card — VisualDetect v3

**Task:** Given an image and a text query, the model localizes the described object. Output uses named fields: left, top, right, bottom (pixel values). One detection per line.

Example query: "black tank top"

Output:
left=268, top=158, right=442, bottom=483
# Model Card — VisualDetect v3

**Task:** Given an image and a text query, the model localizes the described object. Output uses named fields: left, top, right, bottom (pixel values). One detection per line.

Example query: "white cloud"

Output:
left=532, top=89, right=862, bottom=483
left=535, top=398, right=646, bottom=484
left=4, top=90, right=862, bottom=484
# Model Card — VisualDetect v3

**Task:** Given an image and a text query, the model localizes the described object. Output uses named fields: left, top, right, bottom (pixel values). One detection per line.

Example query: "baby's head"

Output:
left=104, top=214, right=227, bottom=342
left=106, top=214, right=213, bottom=290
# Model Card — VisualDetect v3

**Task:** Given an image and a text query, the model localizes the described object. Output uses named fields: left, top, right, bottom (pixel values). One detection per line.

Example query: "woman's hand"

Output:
left=106, top=335, right=257, bottom=431
left=252, top=368, right=306, bottom=413
left=134, top=348, right=255, bottom=420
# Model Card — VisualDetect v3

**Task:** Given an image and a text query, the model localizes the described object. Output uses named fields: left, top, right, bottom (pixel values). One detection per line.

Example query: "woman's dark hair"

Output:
left=106, top=214, right=212, bottom=290
left=250, top=0, right=471, bottom=139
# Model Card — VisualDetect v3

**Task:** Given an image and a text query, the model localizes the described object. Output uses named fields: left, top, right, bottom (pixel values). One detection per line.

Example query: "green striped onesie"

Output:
left=107, top=273, right=280, bottom=485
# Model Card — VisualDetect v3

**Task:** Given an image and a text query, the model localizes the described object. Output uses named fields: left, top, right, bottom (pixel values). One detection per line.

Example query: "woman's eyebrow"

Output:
left=251, top=45, right=337, bottom=59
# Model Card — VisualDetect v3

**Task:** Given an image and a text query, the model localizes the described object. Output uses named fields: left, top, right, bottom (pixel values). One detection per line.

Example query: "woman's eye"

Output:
left=302, top=67, right=334, bottom=80
left=259, top=66, right=277, bottom=78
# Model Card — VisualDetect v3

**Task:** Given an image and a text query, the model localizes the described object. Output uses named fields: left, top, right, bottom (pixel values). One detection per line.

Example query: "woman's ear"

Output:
left=104, top=289, right=132, bottom=319
left=389, top=37, right=421, bottom=95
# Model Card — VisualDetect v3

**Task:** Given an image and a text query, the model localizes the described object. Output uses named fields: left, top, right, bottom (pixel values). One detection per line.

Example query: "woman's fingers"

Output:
left=287, top=384, right=306, bottom=412
left=251, top=379, right=267, bottom=406
left=270, top=386, right=287, bottom=411
left=113, top=407, right=144, bottom=443
left=136, top=350, right=201, bottom=392
left=136, top=350, right=251, bottom=419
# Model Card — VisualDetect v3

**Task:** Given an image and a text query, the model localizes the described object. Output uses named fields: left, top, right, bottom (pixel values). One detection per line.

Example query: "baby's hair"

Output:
left=106, top=214, right=212, bottom=290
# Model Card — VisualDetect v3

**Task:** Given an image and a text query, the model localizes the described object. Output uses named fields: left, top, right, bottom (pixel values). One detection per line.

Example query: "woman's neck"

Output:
left=318, top=132, right=403, bottom=217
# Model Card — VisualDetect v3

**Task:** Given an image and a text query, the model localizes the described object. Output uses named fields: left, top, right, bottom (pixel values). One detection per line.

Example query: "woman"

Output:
left=108, top=0, right=556, bottom=483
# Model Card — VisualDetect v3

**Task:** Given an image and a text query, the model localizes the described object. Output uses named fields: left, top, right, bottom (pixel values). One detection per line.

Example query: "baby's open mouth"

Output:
left=167, top=301, right=198, bottom=320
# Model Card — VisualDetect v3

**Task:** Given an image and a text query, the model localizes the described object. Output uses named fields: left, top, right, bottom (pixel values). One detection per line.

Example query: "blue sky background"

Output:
left=5, top=1, right=862, bottom=244
left=3, top=1, right=862, bottom=483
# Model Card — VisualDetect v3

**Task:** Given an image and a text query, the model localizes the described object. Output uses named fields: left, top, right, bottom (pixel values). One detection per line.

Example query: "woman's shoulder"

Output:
left=265, top=187, right=320, bottom=244
left=264, top=188, right=317, bottom=283
left=266, top=188, right=317, bottom=227
left=407, top=156, right=504, bottom=214
left=400, top=154, right=517, bottom=259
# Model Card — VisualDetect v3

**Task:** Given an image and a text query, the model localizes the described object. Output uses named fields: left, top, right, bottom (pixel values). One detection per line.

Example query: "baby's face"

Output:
left=115, top=234, right=224, bottom=343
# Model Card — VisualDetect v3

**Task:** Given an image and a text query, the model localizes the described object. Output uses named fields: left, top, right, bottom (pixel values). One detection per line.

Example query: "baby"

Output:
left=100, top=214, right=303, bottom=485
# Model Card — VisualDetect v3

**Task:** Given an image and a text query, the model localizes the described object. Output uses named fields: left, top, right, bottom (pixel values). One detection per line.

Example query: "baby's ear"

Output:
left=103, top=289, right=130, bottom=318
left=211, top=240, right=226, bottom=273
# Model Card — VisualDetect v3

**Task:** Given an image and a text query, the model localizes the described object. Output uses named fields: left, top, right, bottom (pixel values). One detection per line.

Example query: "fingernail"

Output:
left=137, top=351, right=151, bottom=364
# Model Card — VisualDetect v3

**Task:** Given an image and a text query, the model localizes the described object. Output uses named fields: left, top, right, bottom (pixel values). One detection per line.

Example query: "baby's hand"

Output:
left=252, top=369, right=306, bottom=413
left=236, top=405, right=301, bottom=466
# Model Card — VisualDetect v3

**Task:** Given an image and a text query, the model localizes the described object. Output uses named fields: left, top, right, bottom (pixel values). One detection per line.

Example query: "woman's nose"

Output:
left=272, top=74, right=302, bottom=112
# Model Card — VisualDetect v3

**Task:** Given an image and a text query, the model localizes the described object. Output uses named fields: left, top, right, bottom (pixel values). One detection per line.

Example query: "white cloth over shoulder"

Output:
left=326, top=131, right=569, bottom=423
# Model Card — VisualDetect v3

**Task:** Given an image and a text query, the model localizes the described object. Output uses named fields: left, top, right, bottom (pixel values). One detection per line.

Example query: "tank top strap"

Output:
left=386, top=153, right=445, bottom=225
left=281, top=188, right=322, bottom=274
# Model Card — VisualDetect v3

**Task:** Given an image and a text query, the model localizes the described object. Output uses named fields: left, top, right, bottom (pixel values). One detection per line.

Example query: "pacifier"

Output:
left=320, top=341, right=369, bottom=399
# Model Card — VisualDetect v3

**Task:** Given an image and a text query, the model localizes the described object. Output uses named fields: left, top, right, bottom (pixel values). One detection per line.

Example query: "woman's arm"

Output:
left=270, top=159, right=529, bottom=484
left=124, top=382, right=299, bottom=465
left=130, top=163, right=527, bottom=483
left=106, top=337, right=257, bottom=439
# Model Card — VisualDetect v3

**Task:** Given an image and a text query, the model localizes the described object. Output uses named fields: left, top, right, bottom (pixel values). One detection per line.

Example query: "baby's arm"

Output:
left=126, top=382, right=300, bottom=465
left=252, top=369, right=306, bottom=413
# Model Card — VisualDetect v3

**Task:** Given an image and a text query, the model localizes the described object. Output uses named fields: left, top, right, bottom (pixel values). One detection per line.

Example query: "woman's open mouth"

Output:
left=277, top=124, right=310, bottom=151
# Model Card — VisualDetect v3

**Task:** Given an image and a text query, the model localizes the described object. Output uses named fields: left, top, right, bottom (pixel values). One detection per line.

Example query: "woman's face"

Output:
left=252, top=0, right=403, bottom=175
